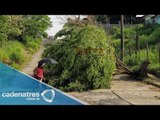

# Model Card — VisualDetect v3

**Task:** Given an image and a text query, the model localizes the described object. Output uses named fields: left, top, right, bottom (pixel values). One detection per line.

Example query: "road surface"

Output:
left=69, top=74, right=160, bottom=105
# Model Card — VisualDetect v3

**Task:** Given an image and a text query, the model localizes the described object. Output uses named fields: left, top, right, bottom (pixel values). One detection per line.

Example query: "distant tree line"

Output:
left=0, top=15, right=52, bottom=45
left=94, top=15, right=140, bottom=24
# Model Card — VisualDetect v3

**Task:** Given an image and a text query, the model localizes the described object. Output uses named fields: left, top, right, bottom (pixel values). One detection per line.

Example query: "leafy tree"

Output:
left=7, top=15, right=24, bottom=40
left=43, top=25, right=115, bottom=92
left=0, top=15, right=10, bottom=45
left=94, top=15, right=109, bottom=23
left=22, top=15, right=52, bottom=38
left=0, top=15, right=52, bottom=69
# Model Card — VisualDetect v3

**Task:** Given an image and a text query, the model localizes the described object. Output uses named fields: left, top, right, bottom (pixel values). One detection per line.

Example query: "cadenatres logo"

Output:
left=1, top=89, right=55, bottom=103
left=41, top=89, right=55, bottom=103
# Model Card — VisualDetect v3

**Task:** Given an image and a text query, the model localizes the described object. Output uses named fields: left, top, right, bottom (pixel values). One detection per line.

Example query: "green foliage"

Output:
left=0, top=15, right=52, bottom=70
left=139, top=24, right=160, bottom=35
left=0, top=16, right=10, bottom=45
left=64, top=81, right=85, bottom=92
left=112, top=24, right=160, bottom=51
left=94, top=15, right=109, bottom=23
left=0, top=48, right=10, bottom=62
left=10, top=62, right=21, bottom=70
left=10, top=52, right=24, bottom=64
left=22, top=15, right=52, bottom=38
left=124, top=26, right=136, bottom=39
left=149, top=63, right=159, bottom=70
left=110, top=25, right=137, bottom=40
left=110, top=23, right=160, bottom=77
left=110, top=26, right=120, bottom=39
left=42, top=32, right=48, bottom=38
left=135, top=27, right=160, bottom=49
left=44, top=25, right=115, bottom=92
left=124, top=47, right=159, bottom=71
left=0, top=41, right=25, bottom=66
left=21, top=35, right=42, bottom=53
left=124, top=49, right=148, bottom=67
left=7, top=41, right=25, bottom=64
left=7, top=16, right=23, bottom=40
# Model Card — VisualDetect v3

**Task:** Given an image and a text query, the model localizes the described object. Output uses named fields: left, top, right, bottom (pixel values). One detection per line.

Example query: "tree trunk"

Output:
left=114, top=53, right=150, bottom=79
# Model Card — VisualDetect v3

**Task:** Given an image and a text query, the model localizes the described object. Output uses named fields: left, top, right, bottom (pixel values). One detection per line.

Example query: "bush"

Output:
left=110, top=26, right=120, bottom=39
left=139, top=25, right=160, bottom=48
left=0, top=41, right=25, bottom=66
left=27, top=48, right=35, bottom=54
left=111, top=24, right=160, bottom=78
left=10, top=51, right=24, bottom=64
left=10, top=62, right=21, bottom=70
left=124, top=47, right=159, bottom=71
left=34, top=38, right=42, bottom=45
left=149, top=63, right=160, bottom=71
left=42, top=32, right=48, bottom=38
left=8, top=41, right=25, bottom=64
left=27, top=41, right=39, bottom=50
left=22, top=35, right=42, bottom=53
left=139, top=24, right=160, bottom=35
left=123, top=26, right=136, bottom=40
left=65, top=81, right=85, bottom=92
left=43, top=25, right=116, bottom=92
left=110, top=25, right=136, bottom=40
left=0, top=48, right=10, bottom=63
left=113, top=24, right=160, bottom=52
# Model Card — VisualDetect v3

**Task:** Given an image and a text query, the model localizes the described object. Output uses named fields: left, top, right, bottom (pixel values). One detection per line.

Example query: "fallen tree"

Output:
left=43, top=25, right=116, bottom=92
left=114, top=53, right=133, bottom=74
left=114, top=53, right=151, bottom=79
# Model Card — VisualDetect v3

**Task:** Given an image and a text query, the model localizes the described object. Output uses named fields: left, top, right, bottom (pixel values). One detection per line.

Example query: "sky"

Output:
left=46, top=15, right=67, bottom=37
left=46, top=15, right=87, bottom=37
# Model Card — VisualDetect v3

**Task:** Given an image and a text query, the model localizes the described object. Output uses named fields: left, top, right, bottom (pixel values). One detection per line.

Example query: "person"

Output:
left=33, top=63, right=45, bottom=82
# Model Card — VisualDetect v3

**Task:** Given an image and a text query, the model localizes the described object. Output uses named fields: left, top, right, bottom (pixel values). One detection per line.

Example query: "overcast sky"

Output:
left=46, top=15, right=87, bottom=37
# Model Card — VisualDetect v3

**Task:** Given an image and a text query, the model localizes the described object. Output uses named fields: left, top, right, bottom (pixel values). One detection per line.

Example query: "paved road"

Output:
left=69, top=74, right=160, bottom=105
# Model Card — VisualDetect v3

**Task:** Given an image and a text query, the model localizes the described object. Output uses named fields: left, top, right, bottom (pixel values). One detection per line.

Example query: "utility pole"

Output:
left=135, top=23, right=139, bottom=54
left=120, top=15, right=124, bottom=62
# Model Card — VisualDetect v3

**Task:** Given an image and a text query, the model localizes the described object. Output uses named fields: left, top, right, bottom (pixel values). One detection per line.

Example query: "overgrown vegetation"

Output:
left=111, top=23, right=160, bottom=76
left=0, top=15, right=52, bottom=69
left=43, top=19, right=115, bottom=92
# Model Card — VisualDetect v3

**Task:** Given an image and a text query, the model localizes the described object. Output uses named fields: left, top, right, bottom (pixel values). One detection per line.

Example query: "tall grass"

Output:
left=112, top=24, right=160, bottom=74
left=139, top=27, right=160, bottom=48
left=23, top=35, right=42, bottom=53
left=124, top=46, right=159, bottom=71
left=0, top=41, right=25, bottom=69
left=0, top=36, right=42, bottom=70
